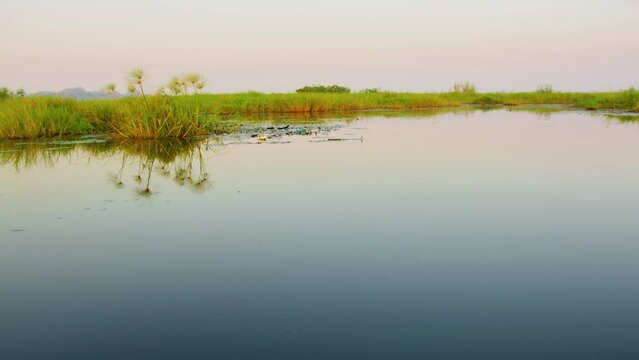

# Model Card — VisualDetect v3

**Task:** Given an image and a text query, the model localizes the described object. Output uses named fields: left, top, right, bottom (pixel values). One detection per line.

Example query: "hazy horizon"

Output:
left=2, top=0, right=638, bottom=93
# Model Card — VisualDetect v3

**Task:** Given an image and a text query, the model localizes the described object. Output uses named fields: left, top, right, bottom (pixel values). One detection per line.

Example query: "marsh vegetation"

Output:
left=2, top=71, right=638, bottom=139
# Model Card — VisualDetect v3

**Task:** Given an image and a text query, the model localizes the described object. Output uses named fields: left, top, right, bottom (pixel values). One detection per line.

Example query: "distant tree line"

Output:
left=296, top=85, right=351, bottom=93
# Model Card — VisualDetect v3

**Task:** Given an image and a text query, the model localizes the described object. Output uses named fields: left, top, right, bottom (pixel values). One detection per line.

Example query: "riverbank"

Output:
left=1, top=90, right=638, bottom=139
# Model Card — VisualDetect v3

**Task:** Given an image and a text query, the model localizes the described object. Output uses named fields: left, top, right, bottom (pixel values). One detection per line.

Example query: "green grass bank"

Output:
left=1, top=90, right=638, bottom=139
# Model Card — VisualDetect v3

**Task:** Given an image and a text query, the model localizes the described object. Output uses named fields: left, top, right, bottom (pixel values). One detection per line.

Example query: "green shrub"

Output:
left=0, top=87, right=11, bottom=100
left=0, top=87, right=24, bottom=100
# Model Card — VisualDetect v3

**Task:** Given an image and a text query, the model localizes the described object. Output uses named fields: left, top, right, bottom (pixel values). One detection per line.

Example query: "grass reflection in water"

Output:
left=0, top=137, right=213, bottom=196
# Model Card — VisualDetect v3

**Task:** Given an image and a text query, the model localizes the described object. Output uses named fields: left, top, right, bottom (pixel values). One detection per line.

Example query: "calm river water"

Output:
left=1, top=109, right=639, bottom=359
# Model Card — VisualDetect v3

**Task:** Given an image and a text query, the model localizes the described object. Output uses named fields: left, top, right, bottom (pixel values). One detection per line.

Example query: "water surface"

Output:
left=1, top=109, right=639, bottom=359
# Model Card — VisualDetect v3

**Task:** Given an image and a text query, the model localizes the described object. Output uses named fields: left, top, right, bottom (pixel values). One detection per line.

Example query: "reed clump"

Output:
left=536, top=84, right=554, bottom=94
left=106, top=97, right=214, bottom=139
left=451, top=82, right=477, bottom=94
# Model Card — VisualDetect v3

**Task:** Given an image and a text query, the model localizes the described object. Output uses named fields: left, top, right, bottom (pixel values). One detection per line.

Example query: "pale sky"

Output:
left=1, top=0, right=638, bottom=93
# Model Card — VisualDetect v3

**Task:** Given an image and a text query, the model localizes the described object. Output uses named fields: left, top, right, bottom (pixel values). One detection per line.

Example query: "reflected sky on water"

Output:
left=1, top=109, right=639, bottom=359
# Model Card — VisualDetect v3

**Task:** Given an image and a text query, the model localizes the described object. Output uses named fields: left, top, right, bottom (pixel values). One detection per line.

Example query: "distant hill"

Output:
left=30, top=87, right=125, bottom=100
